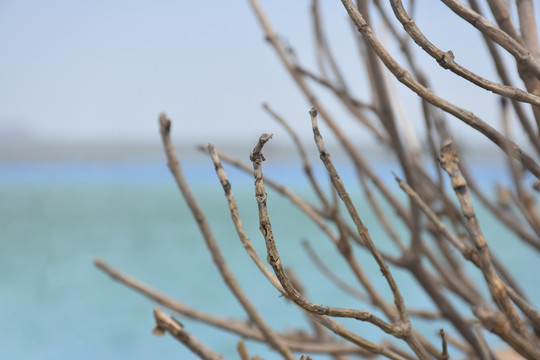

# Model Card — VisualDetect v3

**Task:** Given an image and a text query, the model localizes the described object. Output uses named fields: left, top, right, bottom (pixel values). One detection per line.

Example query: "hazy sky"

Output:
left=0, top=1, right=537, bottom=151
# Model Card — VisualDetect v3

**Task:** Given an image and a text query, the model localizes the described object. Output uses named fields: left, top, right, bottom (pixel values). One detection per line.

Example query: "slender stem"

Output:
left=158, top=114, right=295, bottom=360
left=389, top=0, right=540, bottom=106
left=153, top=308, right=224, bottom=360
left=341, top=0, right=540, bottom=179
left=309, top=110, right=430, bottom=359
left=439, top=139, right=537, bottom=353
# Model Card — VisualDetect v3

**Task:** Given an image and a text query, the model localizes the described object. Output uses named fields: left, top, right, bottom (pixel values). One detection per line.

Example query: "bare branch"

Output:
left=309, top=110, right=430, bottom=359
left=441, top=0, right=540, bottom=79
left=341, top=0, right=540, bottom=179
left=153, top=308, right=224, bottom=360
left=439, top=139, right=537, bottom=352
left=262, top=103, right=330, bottom=208
left=388, top=0, right=540, bottom=106
left=439, top=329, right=449, bottom=360
left=250, top=133, right=397, bottom=333
left=95, top=258, right=375, bottom=356
left=237, top=339, right=250, bottom=360
left=159, top=114, right=295, bottom=360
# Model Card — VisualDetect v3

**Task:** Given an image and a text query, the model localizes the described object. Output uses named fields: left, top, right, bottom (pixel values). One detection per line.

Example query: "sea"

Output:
left=2, top=148, right=539, bottom=359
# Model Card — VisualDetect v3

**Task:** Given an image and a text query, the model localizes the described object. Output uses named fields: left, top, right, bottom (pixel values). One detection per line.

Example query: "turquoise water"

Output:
left=1, top=159, right=539, bottom=359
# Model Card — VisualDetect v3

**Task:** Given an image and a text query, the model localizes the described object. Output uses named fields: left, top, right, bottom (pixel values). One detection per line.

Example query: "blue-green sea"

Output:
left=2, top=158, right=539, bottom=359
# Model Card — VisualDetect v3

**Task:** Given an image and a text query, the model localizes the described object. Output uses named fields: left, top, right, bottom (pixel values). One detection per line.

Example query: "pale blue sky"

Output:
left=0, top=1, right=536, bottom=151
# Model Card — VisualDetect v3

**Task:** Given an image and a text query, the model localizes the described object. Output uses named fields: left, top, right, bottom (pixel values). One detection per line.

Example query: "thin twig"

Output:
left=201, top=144, right=399, bottom=320
left=439, top=329, right=449, bottom=360
left=303, top=240, right=444, bottom=321
left=474, top=305, right=540, bottom=359
left=467, top=0, right=540, bottom=154
left=389, top=0, right=540, bottom=106
left=310, top=0, right=346, bottom=89
left=486, top=0, right=523, bottom=43
left=439, top=139, right=536, bottom=350
left=94, top=258, right=374, bottom=356
left=341, top=0, right=540, bottom=179
left=309, top=110, right=430, bottom=359
left=262, top=103, right=330, bottom=209
left=307, top=314, right=410, bottom=360
left=302, top=240, right=368, bottom=302
left=460, top=161, right=540, bottom=252
left=249, top=0, right=415, bottom=228
left=158, top=114, right=295, bottom=360
left=250, top=133, right=397, bottom=333
left=153, top=308, right=224, bottom=360
left=441, top=0, right=540, bottom=78
left=237, top=339, right=250, bottom=360
left=207, top=144, right=285, bottom=295
left=395, top=176, right=540, bottom=330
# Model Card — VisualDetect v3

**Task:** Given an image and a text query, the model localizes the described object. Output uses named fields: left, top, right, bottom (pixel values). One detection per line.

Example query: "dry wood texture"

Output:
left=96, top=1, right=540, bottom=359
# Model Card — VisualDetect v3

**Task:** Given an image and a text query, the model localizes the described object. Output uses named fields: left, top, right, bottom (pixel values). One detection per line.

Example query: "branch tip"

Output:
left=159, top=112, right=171, bottom=134
left=250, top=133, right=273, bottom=162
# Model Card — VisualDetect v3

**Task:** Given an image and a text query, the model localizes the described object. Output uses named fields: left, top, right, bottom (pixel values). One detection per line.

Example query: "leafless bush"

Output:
left=96, top=1, right=540, bottom=359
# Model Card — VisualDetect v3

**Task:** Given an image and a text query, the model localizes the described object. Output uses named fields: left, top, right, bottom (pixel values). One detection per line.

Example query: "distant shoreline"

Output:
left=0, top=138, right=516, bottom=164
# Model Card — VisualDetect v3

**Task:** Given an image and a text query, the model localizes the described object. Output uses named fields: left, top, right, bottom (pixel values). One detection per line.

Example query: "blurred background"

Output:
left=1, top=1, right=540, bottom=359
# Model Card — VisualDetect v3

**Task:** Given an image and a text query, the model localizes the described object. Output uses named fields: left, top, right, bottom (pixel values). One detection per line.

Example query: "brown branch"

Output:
left=295, top=65, right=388, bottom=143
left=474, top=305, right=540, bottom=359
left=199, top=147, right=474, bottom=352
left=250, top=133, right=397, bottom=332
left=486, top=0, right=523, bottom=44
left=439, top=329, right=449, bottom=360
left=237, top=339, right=250, bottom=360
left=295, top=66, right=373, bottom=111
left=396, top=175, right=540, bottom=332
left=248, top=0, right=414, bottom=228
left=309, top=0, right=393, bottom=149
left=355, top=0, right=424, bottom=258
left=153, top=308, right=224, bottom=360
left=207, top=141, right=406, bottom=357
left=472, top=324, right=492, bottom=360
left=95, top=258, right=376, bottom=356
left=285, top=268, right=329, bottom=342
left=396, top=176, right=487, bottom=300
left=201, top=144, right=398, bottom=321
left=303, top=240, right=445, bottom=322
left=388, top=0, right=540, bottom=107
left=302, top=240, right=368, bottom=302
left=310, top=109, right=405, bottom=319
left=158, top=114, right=295, bottom=360
left=396, top=176, right=478, bottom=263
left=262, top=103, right=330, bottom=209
left=467, top=0, right=540, bottom=154
left=306, top=314, right=410, bottom=360
left=341, top=0, right=540, bottom=180
left=441, top=0, right=540, bottom=79
left=309, top=111, right=430, bottom=359
left=207, top=144, right=285, bottom=295
left=460, top=161, right=540, bottom=252
left=208, top=145, right=401, bottom=357
left=449, top=0, right=540, bottom=129
left=248, top=134, right=425, bottom=360
left=500, top=98, right=540, bottom=242
left=516, top=0, right=540, bottom=57
left=439, top=139, right=536, bottom=348
left=95, top=258, right=262, bottom=338
left=311, top=0, right=346, bottom=90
